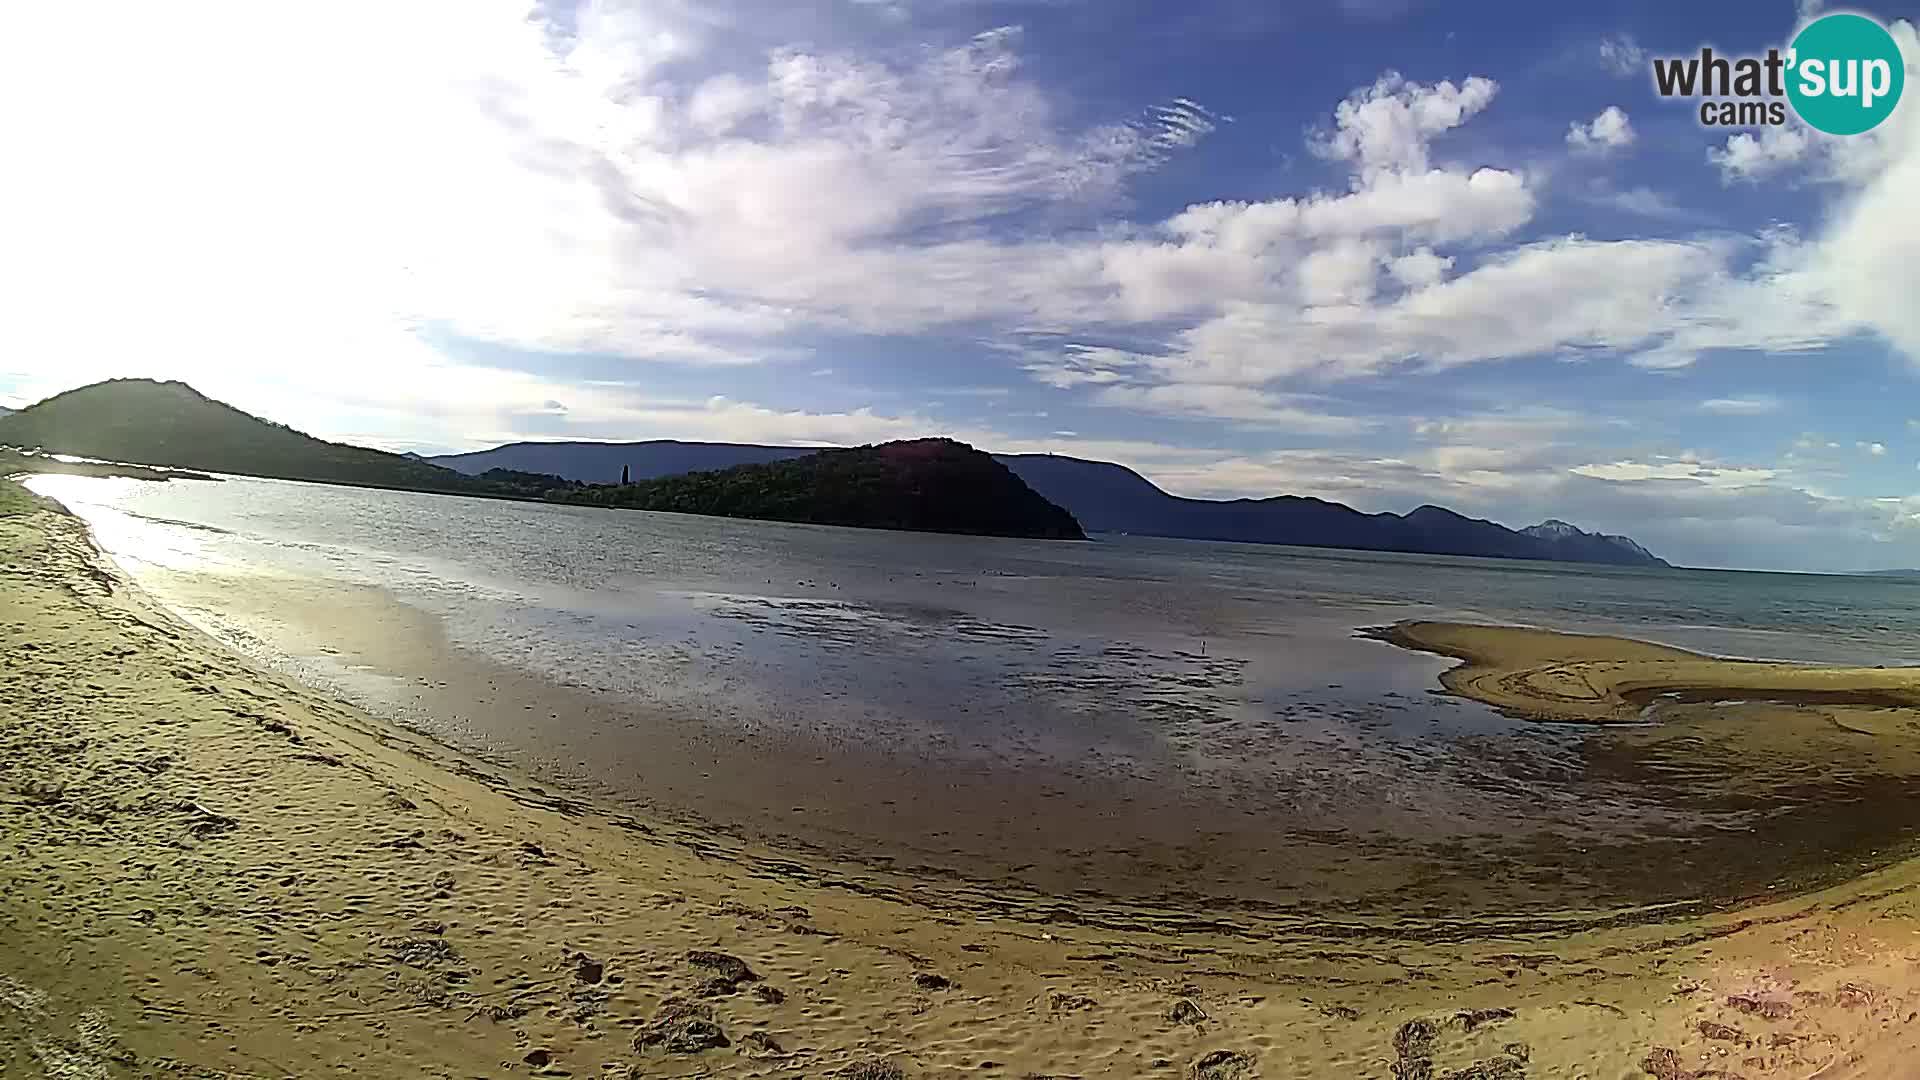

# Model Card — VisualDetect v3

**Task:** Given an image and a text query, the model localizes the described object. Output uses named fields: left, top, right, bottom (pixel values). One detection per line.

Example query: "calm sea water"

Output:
left=34, top=471, right=1920, bottom=669
left=27, top=471, right=1920, bottom=914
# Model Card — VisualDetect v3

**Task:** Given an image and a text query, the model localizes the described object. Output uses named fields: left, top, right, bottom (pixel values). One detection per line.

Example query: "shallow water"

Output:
left=28, top=472, right=1920, bottom=919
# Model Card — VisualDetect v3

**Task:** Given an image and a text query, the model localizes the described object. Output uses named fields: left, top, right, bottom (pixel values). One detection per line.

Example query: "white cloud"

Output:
left=1700, top=395, right=1781, bottom=415
left=1147, top=98, right=1226, bottom=150
left=1566, top=106, right=1636, bottom=154
left=0, top=0, right=1917, bottom=557
left=621, top=396, right=932, bottom=446
left=1387, top=247, right=1453, bottom=288
left=1020, top=344, right=1143, bottom=388
left=686, top=74, right=765, bottom=134
left=1166, top=167, right=1533, bottom=249
left=1710, top=126, right=1812, bottom=182
left=1708, top=51, right=1913, bottom=188
left=1590, top=185, right=1693, bottom=220
left=1002, top=32, right=1913, bottom=413
left=1311, top=72, right=1499, bottom=176
left=0, top=1, right=1219, bottom=382
left=1412, top=406, right=1589, bottom=444
left=1089, top=384, right=1374, bottom=433
left=1799, top=24, right=1920, bottom=362
left=1297, top=240, right=1386, bottom=305
left=1566, top=457, right=1774, bottom=484
left=1597, top=34, right=1647, bottom=77
left=1129, top=236, right=1734, bottom=385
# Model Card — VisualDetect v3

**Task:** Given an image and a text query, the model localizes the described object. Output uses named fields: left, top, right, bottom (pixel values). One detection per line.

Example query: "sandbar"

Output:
left=1369, top=619, right=1920, bottom=724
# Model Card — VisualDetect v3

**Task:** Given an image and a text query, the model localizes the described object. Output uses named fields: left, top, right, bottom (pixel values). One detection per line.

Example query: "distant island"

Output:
left=555, top=438, right=1085, bottom=540
left=0, top=380, right=1083, bottom=542
left=436, top=439, right=1671, bottom=568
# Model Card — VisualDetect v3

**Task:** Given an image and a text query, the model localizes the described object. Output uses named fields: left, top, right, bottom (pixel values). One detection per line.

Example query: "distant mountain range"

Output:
left=431, top=440, right=1670, bottom=567
left=0, top=380, right=1667, bottom=564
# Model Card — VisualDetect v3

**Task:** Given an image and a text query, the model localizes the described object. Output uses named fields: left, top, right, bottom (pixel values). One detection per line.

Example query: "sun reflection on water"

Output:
left=22, top=474, right=224, bottom=573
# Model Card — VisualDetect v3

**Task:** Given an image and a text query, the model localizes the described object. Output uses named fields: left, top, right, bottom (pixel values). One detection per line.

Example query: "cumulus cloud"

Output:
left=1710, top=126, right=1813, bottom=182
left=1566, top=106, right=1636, bottom=154
left=1798, top=23, right=1920, bottom=362
left=1011, top=29, right=1911, bottom=406
left=1096, top=236, right=1737, bottom=386
left=1311, top=72, right=1500, bottom=175
left=1388, top=247, right=1454, bottom=287
left=5, top=2, right=1920, bottom=569
left=1086, top=21, right=1918, bottom=396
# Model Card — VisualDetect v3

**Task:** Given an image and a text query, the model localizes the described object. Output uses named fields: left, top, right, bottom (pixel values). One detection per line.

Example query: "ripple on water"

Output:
left=33, top=470, right=1920, bottom=920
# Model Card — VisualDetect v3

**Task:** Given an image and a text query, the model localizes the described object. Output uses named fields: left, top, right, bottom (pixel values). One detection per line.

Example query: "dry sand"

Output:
left=8, top=490, right=1920, bottom=1078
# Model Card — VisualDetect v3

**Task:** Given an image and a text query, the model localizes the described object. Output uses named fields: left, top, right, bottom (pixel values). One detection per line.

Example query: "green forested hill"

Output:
left=557, top=438, right=1086, bottom=539
left=0, top=379, right=559, bottom=496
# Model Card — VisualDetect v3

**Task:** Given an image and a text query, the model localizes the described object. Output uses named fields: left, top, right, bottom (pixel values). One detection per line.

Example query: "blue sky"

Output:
left=1, top=0, right=1917, bottom=570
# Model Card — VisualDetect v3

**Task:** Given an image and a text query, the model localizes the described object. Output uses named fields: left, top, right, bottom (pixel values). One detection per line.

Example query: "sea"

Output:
left=27, top=471, right=1920, bottom=920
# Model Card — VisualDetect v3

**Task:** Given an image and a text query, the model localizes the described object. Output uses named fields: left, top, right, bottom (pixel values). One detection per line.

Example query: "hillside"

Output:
left=6, top=379, right=1658, bottom=562
left=0, top=380, right=569, bottom=498
left=437, top=440, right=1666, bottom=567
left=554, top=438, right=1085, bottom=540
left=435, top=439, right=817, bottom=484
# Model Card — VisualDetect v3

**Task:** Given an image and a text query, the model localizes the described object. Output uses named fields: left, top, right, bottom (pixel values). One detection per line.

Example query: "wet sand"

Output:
left=9, top=493, right=1920, bottom=1076
left=1370, top=620, right=1920, bottom=723
left=99, top=564, right=1920, bottom=924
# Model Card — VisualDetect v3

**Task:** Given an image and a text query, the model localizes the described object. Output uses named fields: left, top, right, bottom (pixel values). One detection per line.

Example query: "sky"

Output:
left=1, top=1, right=1917, bottom=571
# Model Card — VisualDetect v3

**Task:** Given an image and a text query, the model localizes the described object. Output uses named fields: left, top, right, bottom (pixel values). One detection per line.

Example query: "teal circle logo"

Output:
left=1787, top=13, right=1905, bottom=135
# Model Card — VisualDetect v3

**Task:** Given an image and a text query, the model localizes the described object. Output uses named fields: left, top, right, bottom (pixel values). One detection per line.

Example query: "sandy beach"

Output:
left=1370, top=621, right=1920, bottom=724
left=9, top=486, right=1920, bottom=1078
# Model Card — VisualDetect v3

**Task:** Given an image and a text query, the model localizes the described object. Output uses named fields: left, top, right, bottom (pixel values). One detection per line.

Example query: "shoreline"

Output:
left=109, top=552, right=1914, bottom=923
left=8, top=490, right=1920, bottom=1076
left=1365, top=620, right=1920, bottom=724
